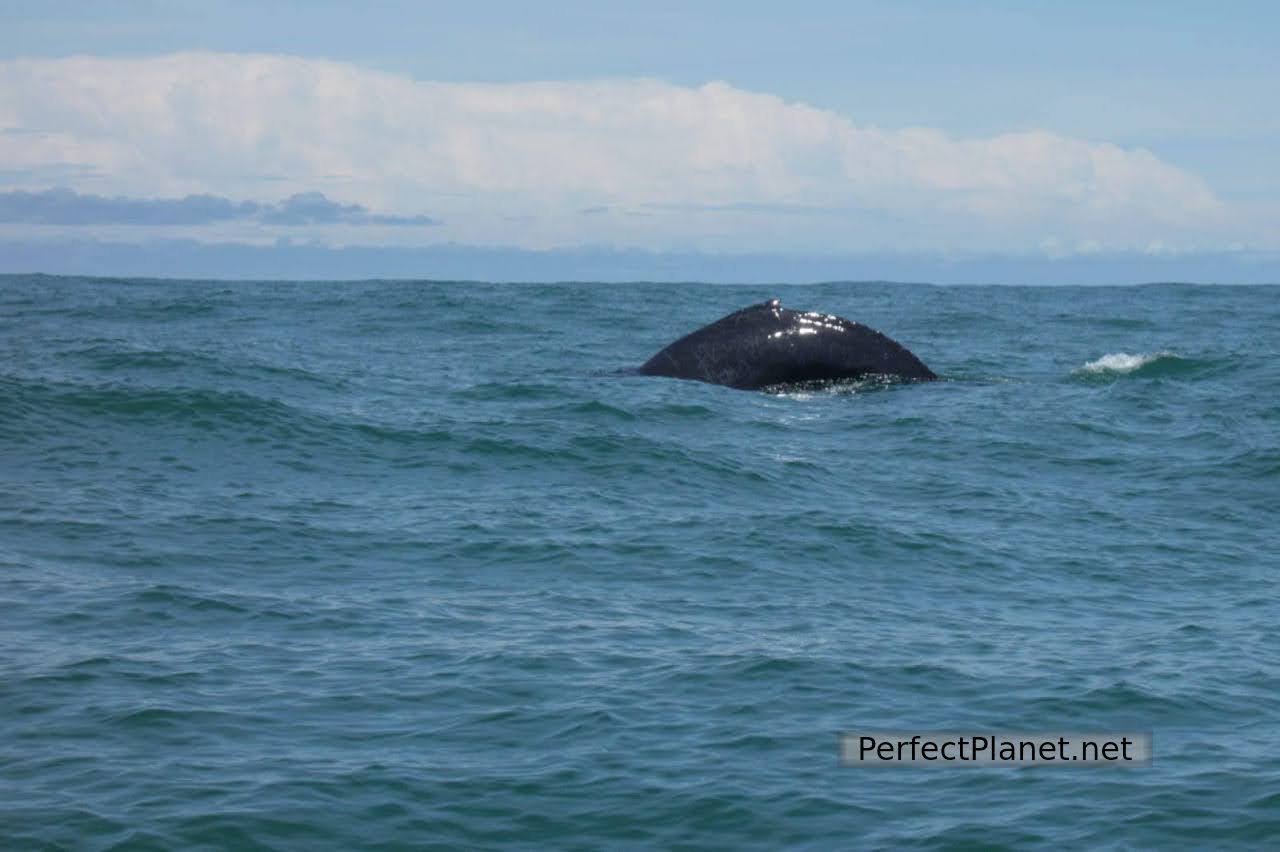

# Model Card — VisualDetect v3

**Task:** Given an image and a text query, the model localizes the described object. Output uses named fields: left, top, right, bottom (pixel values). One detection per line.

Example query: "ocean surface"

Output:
left=2, top=274, right=1278, bottom=850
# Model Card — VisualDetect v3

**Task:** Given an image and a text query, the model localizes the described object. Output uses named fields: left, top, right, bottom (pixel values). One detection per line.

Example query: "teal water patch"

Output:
left=2, top=275, right=1279, bottom=849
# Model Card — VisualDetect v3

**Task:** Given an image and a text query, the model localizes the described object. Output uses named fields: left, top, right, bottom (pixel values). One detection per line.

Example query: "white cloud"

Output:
left=0, top=52, right=1237, bottom=251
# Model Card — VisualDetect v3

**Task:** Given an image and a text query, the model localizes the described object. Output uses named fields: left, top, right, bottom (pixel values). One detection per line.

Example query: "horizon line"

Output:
left=5, top=271, right=1277, bottom=288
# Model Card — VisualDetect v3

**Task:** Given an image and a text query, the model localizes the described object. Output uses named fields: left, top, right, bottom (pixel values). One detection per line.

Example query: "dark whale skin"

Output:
left=638, top=299, right=936, bottom=390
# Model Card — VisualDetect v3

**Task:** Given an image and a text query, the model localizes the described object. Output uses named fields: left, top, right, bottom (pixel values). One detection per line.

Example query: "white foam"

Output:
left=1078, top=351, right=1172, bottom=374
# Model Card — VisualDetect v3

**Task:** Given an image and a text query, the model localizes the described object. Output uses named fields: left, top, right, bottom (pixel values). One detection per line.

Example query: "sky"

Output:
left=1, top=1, right=1278, bottom=280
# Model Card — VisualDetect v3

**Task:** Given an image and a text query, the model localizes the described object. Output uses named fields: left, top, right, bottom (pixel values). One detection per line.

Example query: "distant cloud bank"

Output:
left=0, top=52, right=1258, bottom=253
left=0, top=187, right=437, bottom=226
left=2, top=238, right=1277, bottom=285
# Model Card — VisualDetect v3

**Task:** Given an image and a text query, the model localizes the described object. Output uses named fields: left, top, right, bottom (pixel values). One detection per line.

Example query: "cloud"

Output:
left=0, top=52, right=1240, bottom=251
left=258, top=191, right=437, bottom=225
left=0, top=187, right=256, bottom=224
left=0, top=187, right=438, bottom=226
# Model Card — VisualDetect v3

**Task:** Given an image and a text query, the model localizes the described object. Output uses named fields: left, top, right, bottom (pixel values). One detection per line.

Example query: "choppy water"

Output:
left=2, top=274, right=1278, bottom=849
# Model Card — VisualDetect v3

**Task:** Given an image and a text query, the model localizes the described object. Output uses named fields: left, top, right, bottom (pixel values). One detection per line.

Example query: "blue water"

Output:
left=2, top=274, right=1278, bottom=849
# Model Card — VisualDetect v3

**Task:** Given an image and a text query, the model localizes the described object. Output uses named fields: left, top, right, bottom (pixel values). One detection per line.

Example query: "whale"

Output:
left=637, top=299, right=936, bottom=390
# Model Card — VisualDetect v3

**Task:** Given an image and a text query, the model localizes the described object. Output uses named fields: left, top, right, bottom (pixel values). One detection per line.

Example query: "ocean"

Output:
left=2, top=274, right=1278, bottom=849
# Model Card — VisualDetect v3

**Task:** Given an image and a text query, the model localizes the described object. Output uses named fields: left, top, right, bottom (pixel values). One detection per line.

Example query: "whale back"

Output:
left=638, top=299, right=936, bottom=390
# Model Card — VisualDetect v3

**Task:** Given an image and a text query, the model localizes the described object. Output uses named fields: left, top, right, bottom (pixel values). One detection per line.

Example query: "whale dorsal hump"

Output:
left=638, top=297, right=937, bottom=386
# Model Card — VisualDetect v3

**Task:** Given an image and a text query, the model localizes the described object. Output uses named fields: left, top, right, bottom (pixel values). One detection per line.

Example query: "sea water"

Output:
left=2, top=275, right=1278, bottom=848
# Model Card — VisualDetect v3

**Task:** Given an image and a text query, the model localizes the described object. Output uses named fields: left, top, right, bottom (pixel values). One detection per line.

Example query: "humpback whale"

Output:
left=638, top=299, right=936, bottom=390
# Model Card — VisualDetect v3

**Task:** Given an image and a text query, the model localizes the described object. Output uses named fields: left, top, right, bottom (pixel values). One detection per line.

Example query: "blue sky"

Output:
left=1, top=1, right=1277, bottom=279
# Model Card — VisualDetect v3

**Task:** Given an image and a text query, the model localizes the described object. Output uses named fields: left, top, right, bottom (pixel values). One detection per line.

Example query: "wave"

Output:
left=1074, top=351, right=1193, bottom=378
left=0, top=374, right=452, bottom=458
